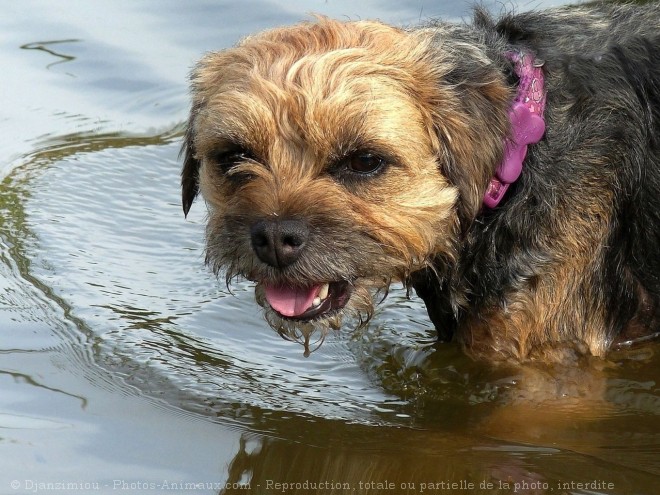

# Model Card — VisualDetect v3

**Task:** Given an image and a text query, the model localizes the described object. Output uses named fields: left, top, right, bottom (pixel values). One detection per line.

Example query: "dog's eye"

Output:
left=212, top=147, right=255, bottom=174
left=343, top=152, right=386, bottom=175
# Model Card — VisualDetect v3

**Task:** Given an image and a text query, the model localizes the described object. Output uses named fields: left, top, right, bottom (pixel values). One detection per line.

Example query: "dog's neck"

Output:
left=483, top=51, right=546, bottom=209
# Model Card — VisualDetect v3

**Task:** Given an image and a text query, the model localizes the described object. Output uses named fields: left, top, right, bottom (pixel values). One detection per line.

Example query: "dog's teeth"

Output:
left=318, top=283, right=329, bottom=300
left=312, top=297, right=321, bottom=307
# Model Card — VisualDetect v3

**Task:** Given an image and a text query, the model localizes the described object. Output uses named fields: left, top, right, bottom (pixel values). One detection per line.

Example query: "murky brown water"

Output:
left=1, top=1, right=659, bottom=494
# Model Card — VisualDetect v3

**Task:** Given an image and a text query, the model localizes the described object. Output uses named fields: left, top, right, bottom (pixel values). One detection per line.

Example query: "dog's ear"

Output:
left=180, top=103, right=200, bottom=218
left=428, top=55, right=511, bottom=225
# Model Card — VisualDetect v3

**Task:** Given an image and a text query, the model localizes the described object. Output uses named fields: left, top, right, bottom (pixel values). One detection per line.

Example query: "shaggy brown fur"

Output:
left=181, top=3, right=660, bottom=362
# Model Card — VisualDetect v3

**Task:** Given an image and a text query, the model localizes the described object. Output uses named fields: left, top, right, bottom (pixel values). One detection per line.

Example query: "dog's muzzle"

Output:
left=250, top=218, right=309, bottom=269
left=249, top=217, right=353, bottom=320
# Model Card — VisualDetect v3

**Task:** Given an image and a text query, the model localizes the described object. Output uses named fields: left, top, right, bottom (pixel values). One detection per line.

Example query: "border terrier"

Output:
left=181, top=3, right=660, bottom=362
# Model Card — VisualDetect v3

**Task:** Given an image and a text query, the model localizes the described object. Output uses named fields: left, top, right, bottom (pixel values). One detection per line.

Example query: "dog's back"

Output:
left=452, top=3, right=660, bottom=355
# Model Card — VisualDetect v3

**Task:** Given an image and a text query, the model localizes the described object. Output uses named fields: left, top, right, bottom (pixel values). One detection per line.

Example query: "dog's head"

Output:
left=181, top=17, right=510, bottom=345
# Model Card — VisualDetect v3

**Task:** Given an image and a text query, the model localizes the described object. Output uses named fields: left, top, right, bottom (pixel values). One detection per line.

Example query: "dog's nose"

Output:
left=250, top=218, right=309, bottom=268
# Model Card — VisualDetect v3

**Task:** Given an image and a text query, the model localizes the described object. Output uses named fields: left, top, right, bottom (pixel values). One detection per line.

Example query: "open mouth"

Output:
left=262, top=281, right=352, bottom=321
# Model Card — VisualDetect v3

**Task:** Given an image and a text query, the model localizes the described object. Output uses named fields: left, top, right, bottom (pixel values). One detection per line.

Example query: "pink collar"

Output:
left=483, top=51, right=546, bottom=208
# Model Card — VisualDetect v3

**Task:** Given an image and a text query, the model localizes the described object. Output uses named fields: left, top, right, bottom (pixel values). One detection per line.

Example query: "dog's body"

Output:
left=182, top=2, right=660, bottom=362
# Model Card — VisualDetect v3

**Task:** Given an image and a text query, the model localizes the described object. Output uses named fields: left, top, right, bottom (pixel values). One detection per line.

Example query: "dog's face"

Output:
left=181, top=18, right=510, bottom=344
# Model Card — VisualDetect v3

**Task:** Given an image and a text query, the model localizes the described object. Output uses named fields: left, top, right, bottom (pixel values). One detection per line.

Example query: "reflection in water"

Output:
left=219, top=421, right=660, bottom=495
left=1, top=369, right=88, bottom=410
left=21, top=39, right=81, bottom=71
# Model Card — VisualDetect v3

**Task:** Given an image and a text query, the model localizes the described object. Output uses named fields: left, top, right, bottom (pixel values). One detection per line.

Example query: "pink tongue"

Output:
left=264, top=284, right=321, bottom=317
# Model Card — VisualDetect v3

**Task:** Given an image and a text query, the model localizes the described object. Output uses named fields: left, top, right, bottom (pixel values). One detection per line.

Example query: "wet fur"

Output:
left=181, top=3, right=660, bottom=362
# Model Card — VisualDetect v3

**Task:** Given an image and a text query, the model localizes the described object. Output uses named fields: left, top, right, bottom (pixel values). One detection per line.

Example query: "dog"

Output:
left=181, top=2, right=660, bottom=363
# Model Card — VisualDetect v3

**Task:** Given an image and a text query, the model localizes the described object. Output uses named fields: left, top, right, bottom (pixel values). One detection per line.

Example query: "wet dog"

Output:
left=181, top=3, right=660, bottom=362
